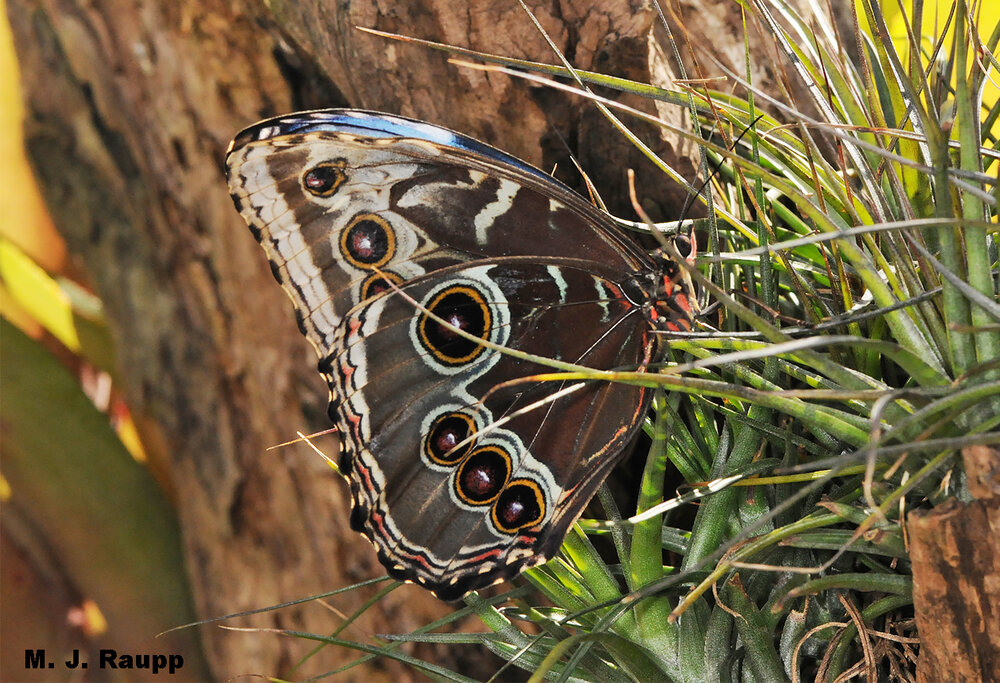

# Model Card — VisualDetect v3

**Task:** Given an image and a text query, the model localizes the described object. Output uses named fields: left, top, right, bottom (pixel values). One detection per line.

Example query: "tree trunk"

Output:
left=8, top=0, right=807, bottom=678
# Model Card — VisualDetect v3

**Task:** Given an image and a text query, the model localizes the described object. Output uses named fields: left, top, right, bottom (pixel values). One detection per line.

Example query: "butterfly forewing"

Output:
left=227, top=111, right=648, bottom=357
left=226, top=109, right=686, bottom=599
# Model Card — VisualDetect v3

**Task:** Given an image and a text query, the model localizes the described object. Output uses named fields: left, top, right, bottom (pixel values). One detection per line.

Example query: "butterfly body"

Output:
left=227, top=110, right=692, bottom=599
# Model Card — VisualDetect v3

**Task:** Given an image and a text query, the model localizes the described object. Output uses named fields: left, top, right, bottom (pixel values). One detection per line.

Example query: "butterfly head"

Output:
left=624, top=242, right=697, bottom=333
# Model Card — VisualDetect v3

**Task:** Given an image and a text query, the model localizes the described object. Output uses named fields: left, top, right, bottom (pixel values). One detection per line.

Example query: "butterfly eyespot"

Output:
left=340, top=213, right=396, bottom=269
left=454, top=446, right=511, bottom=505
left=492, top=479, right=545, bottom=534
left=302, top=159, right=348, bottom=196
left=417, top=285, right=491, bottom=366
left=360, top=270, right=403, bottom=299
left=424, top=412, right=477, bottom=466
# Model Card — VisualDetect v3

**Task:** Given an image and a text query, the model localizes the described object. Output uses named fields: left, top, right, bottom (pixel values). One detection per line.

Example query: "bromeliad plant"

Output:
left=274, top=1, right=998, bottom=680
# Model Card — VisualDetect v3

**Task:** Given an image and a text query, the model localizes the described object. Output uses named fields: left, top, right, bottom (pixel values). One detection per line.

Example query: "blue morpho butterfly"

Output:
left=226, top=110, right=694, bottom=600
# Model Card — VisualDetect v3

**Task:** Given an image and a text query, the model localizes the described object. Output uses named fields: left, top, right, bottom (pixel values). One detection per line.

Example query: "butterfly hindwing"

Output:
left=325, top=258, right=650, bottom=598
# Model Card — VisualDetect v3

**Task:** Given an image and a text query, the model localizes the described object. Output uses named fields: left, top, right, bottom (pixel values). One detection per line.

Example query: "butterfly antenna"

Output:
left=664, top=112, right=766, bottom=248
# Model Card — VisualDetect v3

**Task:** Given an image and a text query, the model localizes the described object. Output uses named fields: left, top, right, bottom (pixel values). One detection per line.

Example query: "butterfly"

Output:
left=225, top=110, right=695, bottom=600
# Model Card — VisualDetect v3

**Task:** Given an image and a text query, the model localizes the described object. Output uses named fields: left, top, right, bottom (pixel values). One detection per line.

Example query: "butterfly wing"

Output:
left=327, top=258, right=651, bottom=599
left=226, top=110, right=672, bottom=598
left=226, top=110, right=651, bottom=354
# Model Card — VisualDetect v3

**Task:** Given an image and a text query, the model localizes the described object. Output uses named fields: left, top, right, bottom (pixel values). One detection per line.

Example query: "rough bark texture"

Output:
left=9, top=0, right=810, bottom=678
left=909, top=446, right=1000, bottom=683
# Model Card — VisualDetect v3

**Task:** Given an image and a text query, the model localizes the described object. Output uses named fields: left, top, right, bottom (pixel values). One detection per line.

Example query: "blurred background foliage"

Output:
left=1, top=6, right=208, bottom=679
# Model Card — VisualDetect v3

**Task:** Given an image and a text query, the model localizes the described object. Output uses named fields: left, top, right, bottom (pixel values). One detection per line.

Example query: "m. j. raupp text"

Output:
left=25, top=648, right=184, bottom=674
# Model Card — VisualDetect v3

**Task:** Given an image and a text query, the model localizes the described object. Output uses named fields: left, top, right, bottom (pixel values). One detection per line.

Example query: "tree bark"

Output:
left=9, top=0, right=806, bottom=678
left=909, top=446, right=1000, bottom=683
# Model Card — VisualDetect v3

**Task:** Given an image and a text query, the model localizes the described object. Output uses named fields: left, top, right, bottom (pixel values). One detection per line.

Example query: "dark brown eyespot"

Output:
left=417, top=285, right=491, bottom=366
left=492, top=479, right=545, bottom=534
left=340, top=213, right=395, bottom=269
left=454, top=446, right=511, bottom=505
left=302, top=159, right=348, bottom=197
left=424, top=412, right=476, bottom=466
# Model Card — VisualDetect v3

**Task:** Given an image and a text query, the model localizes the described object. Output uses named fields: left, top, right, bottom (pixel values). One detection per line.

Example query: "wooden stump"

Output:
left=909, top=446, right=1000, bottom=683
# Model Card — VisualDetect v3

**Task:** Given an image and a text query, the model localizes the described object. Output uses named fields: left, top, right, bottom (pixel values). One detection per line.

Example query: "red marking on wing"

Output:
left=370, top=510, right=435, bottom=570
left=354, top=445, right=377, bottom=494
left=461, top=547, right=503, bottom=564
left=346, top=412, right=363, bottom=443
